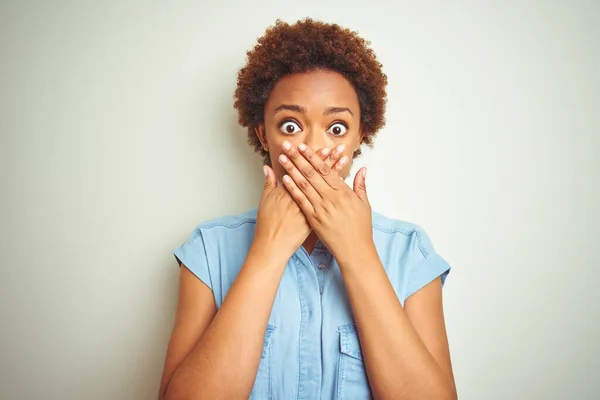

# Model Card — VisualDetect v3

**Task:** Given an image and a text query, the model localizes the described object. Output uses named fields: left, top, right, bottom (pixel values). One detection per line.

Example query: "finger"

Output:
left=332, top=155, right=349, bottom=175
left=262, top=165, right=277, bottom=195
left=324, top=144, right=347, bottom=171
left=282, top=174, right=315, bottom=215
left=316, top=146, right=349, bottom=183
left=353, top=167, right=369, bottom=202
left=295, top=142, right=347, bottom=190
left=316, top=147, right=331, bottom=160
left=281, top=141, right=331, bottom=196
left=278, top=153, right=322, bottom=205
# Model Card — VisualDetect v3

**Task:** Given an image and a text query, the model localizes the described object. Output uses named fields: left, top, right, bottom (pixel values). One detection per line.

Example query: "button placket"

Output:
left=311, top=251, right=332, bottom=295
left=293, top=251, right=322, bottom=400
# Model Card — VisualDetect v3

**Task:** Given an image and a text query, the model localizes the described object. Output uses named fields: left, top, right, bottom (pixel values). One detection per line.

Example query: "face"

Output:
left=255, top=69, right=363, bottom=181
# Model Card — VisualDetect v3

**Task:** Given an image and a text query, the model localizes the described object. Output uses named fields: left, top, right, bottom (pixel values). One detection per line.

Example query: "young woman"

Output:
left=160, top=18, right=456, bottom=400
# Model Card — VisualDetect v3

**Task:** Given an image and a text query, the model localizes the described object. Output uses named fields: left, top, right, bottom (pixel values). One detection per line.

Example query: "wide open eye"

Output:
left=279, top=120, right=302, bottom=135
left=327, top=122, right=348, bottom=137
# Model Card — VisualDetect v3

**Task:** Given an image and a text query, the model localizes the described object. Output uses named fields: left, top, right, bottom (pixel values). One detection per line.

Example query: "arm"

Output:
left=161, top=243, right=289, bottom=400
left=337, top=248, right=456, bottom=400
left=159, top=266, right=216, bottom=398
left=160, top=165, right=312, bottom=399
left=275, top=142, right=456, bottom=399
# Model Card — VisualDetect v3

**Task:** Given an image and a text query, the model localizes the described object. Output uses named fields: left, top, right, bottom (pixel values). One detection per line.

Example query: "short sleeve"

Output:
left=173, top=229, right=212, bottom=290
left=404, top=228, right=451, bottom=299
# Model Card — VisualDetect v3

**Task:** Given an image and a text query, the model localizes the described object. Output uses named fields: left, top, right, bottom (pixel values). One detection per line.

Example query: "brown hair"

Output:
left=234, top=18, right=388, bottom=164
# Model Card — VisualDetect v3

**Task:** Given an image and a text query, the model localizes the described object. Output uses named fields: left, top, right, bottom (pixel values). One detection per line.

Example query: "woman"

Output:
left=160, top=18, right=456, bottom=400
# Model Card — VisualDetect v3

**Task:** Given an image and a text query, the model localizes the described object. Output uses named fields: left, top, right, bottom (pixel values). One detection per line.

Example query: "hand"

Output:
left=254, top=148, right=348, bottom=262
left=277, top=141, right=375, bottom=262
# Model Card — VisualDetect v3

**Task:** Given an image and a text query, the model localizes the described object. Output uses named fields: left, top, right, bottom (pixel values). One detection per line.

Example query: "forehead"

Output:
left=265, top=69, right=360, bottom=113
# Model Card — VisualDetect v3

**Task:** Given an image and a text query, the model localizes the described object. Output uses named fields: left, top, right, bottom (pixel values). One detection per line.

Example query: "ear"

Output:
left=355, top=126, right=365, bottom=152
left=254, top=124, right=268, bottom=152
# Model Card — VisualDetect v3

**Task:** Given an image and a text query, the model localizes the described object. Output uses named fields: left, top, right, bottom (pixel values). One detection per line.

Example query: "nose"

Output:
left=304, top=129, right=334, bottom=152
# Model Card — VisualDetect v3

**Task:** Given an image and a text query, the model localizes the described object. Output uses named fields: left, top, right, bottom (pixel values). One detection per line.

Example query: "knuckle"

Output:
left=302, top=167, right=315, bottom=178
left=298, top=179, right=310, bottom=190
left=318, top=162, right=330, bottom=175
left=288, top=149, right=299, bottom=159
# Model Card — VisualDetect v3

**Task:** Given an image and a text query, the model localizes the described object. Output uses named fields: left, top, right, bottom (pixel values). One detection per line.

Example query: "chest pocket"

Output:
left=337, top=324, right=373, bottom=399
left=250, top=324, right=276, bottom=400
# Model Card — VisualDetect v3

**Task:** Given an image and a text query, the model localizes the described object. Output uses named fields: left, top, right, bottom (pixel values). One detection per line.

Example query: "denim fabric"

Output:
left=174, top=208, right=450, bottom=399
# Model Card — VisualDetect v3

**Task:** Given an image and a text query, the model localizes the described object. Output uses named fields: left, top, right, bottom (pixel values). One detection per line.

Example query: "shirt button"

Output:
left=318, top=263, right=327, bottom=270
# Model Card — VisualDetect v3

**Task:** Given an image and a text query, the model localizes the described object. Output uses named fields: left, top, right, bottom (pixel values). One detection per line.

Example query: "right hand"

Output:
left=254, top=165, right=311, bottom=259
left=253, top=147, right=347, bottom=259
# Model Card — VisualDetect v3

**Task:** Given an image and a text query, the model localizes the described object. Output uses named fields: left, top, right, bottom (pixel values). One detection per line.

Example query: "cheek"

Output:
left=338, top=155, right=355, bottom=179
left=338, top=164, right=351, bottom=179
left=269, top=150, right=287, bottom=179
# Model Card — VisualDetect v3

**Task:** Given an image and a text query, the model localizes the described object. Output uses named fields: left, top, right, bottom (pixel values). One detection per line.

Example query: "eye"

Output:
left=279, top=120, right=302, bottom=135
left=327, top=122, right=348, bottom=137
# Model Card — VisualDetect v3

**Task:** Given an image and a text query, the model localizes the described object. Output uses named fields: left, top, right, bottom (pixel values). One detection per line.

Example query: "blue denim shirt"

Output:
left=174, top=208, right=451, bottom=399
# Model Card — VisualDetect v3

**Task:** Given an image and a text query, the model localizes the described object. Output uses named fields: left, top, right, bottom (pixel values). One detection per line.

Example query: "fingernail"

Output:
left=282, top=141, right=291, bottom=150
left=363, top=167, right=367, bottom=180
left=322, top=148, right=331, bottom=156
left=339, top=155, right=349, bottom=166
left=279, top=154, right=288, bottom=163
left=283, top=175, right=291, bottom=183
left=298, top=143, right=307, bottom=152
left=263, top=165, right=268, bottom=177
left=337, top=144, right=346, bottom=153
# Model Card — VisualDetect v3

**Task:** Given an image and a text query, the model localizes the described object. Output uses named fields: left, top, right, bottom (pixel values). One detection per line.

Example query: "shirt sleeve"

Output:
left=173, top=228, right=213, bottom=290
left=404, top=228, right=451, bottom=299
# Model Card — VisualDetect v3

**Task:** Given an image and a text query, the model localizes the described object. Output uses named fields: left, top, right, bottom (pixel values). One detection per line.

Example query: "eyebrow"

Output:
left=274, top=104, right=306, bottom=114
left=324, top=107, right=353, bottom=116
left=273, top=104, right=354, bottom=116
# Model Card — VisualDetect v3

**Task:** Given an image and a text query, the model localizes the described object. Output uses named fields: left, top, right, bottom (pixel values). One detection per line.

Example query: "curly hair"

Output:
left=234, top=18, right=388, bottom=164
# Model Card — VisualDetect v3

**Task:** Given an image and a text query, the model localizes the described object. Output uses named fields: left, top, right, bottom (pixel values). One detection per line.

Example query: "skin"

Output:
left=160, top=69, right=456, bottom=399
left=278, top=140, right=457, bottom=399
left=254, top=69, right=364, bottom=253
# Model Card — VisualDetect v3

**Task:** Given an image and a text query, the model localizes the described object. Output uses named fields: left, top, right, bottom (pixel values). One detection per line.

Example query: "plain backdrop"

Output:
left=1, top=1, right=598, bottom=399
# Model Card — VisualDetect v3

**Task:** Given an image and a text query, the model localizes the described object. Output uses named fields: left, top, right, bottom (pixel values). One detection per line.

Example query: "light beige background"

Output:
left=1, top=1, right=598, bottom=399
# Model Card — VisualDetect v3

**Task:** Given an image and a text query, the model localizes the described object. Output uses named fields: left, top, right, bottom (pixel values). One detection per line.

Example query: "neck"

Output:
left=302, top=231, right=319, bottom=255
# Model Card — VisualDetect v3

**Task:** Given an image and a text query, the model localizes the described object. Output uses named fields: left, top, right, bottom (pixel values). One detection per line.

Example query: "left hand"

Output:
left=277, top=140, right=375, bottom=260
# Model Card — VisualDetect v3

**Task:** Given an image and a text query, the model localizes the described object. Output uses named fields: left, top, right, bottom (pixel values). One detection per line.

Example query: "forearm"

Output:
left=165, top=241, right=288, bottom=400
left=337, top=248, right=456, bottom=400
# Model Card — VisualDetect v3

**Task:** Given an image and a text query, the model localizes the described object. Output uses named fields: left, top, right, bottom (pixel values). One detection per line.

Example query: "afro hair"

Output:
left=234, top=18, right=387, bottom=164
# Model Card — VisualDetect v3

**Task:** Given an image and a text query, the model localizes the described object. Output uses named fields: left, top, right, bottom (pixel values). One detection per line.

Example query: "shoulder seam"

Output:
left=414, top=229, right=430, bottom=259
left=372, top=223, right=414, bottom=236
left=200, top=218, right=257, bottom=230
left=372, top=223, right=430, bottom=259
